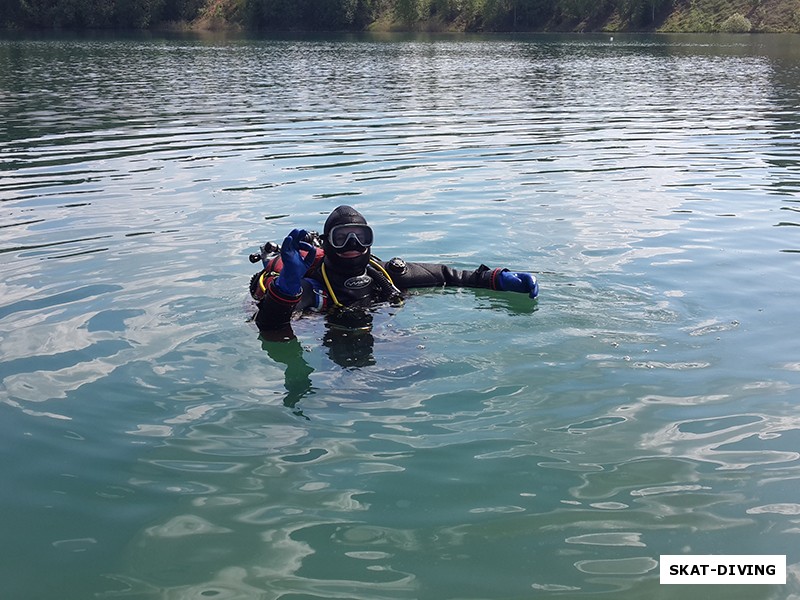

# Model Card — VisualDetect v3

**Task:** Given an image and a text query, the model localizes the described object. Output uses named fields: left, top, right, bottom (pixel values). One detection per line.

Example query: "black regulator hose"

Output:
left=367, top=263, right=404, bottom=305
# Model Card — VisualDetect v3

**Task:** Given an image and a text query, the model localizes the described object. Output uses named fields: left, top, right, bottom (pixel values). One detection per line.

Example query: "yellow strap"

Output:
left=320, top=258, right=395, bottom=309
left=320, top=263, right=342, bottom=308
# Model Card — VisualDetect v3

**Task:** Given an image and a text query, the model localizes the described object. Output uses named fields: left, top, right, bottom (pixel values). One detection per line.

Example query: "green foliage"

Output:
left=2, top=0, right=204, bottom=28
left=515, top=0, right=558, bottom=28
left=658, top=0, right=758, bottom=32
left=114, top=0, right=165, bottom=28
left=160, top=0, right=206, bottom=21
left=451, top=0, right=557, bottom=30
left=719, top=11, right=751, bottom=31
left=616, top=0, right=672, bottom=27
left=393, top=0, right=417, bottom=24
left=683, top=1, right=715, bottom=31
left=553, top=0, right=616, bottom=28
left=244, top=0, right=376, bottom=29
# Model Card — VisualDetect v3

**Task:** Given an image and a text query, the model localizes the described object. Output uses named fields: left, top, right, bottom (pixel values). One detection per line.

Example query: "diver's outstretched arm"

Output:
left=385, top=261, right=538, bottom=298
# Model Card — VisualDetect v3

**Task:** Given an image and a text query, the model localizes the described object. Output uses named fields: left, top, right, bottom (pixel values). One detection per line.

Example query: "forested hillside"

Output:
left=3, top=0, right=799, bottom=32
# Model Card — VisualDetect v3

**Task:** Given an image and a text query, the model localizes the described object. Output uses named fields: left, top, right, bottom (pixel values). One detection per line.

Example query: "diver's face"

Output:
left=336, top=245, right=369, bottom=260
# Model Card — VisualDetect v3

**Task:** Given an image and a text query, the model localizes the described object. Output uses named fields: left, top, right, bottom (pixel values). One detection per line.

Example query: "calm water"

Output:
left=2, top=31, right=800, bottom=599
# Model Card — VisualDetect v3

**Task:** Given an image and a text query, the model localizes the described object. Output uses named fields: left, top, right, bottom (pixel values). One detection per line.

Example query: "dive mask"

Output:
left=327, top=224, right=374, bottom=249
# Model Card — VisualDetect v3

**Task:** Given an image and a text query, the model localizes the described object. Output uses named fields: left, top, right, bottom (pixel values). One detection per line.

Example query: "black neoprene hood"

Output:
left=323, top=205, right=368, bottom=236
left=322, top=205, right=372, bottom=276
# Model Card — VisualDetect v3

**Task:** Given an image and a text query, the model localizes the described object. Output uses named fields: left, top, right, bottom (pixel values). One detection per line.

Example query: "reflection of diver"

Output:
left=258, top=307, right=377, bottom=412
left=258, top=329, right=313, bottom=411
left=322, top=307, right=376, bottom=368
left=249, top=205, right=538, bottom=333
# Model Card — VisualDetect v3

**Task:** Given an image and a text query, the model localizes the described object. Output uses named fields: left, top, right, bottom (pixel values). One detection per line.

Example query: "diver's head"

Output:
left=323, top=205, right=373, bottom=276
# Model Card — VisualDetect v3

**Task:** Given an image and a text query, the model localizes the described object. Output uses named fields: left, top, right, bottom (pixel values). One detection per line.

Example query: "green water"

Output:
left=2, top=31, right=800, bottom=599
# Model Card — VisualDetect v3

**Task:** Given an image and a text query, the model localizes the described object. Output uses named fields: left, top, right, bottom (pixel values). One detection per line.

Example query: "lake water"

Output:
left=2, top=31, right=800, bottom=599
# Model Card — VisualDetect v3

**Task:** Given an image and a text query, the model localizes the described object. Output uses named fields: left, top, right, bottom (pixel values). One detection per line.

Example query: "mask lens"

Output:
left=329, top=225, right=373, bottom=249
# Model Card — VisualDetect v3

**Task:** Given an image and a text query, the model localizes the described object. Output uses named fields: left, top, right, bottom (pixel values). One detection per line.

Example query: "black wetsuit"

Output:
left=254, top=256, right=506, bottom=331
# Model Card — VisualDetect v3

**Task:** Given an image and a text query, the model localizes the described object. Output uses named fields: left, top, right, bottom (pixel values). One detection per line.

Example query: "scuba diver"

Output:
left=249, top=205, right=538, bottom=332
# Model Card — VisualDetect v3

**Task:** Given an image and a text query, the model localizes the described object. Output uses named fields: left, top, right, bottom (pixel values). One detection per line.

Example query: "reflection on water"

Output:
left=2, top=32, right=800, bottom=599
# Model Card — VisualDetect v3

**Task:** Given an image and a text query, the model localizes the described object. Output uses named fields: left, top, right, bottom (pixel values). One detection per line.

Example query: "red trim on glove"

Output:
left=490, top=268, right=507, bottom=291
left=267, top=279, right=302, bottom=305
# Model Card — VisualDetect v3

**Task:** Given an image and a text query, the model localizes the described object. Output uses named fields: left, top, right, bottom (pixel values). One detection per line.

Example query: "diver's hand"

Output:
left=498, top=271, right=539, bottom=299
left=274, top=229, right=317, bottom=296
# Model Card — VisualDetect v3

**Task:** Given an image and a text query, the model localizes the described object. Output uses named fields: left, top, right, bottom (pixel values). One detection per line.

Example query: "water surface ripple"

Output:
left=2, top=33, right=800, bottom=599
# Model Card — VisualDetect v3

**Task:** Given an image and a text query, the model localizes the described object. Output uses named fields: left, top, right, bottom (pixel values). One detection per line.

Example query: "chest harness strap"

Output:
left=320, top=258, right=400, bottom=309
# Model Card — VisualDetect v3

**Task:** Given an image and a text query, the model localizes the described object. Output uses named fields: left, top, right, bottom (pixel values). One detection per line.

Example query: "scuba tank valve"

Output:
left=249, top=241, right=281, bottom=266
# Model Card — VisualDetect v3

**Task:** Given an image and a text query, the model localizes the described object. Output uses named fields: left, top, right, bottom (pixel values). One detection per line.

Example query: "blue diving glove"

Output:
left=274, top=229, right=317, bottom=296
left=498, top=270, right=539, bottom=299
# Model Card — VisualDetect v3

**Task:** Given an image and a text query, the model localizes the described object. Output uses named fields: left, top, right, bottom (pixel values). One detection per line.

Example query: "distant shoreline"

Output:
left=4, top=0, right=800, bottom=35
left=180, top=0, right=800, bottom=35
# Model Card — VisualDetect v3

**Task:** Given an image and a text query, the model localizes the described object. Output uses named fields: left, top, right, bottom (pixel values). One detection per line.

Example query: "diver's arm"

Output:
left=254, top=276, right=299, bottom=331
left=255, top=229, right=321, bottom=331
left=254, top=278, right=317, bottom=331
left=384, top=260, right=538, bottom=298
left=388, top=261, right=504, bottom=289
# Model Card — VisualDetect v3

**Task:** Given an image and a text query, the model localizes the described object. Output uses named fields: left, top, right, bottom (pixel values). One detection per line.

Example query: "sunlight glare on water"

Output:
left=1, top=32, right=800, bottom=599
